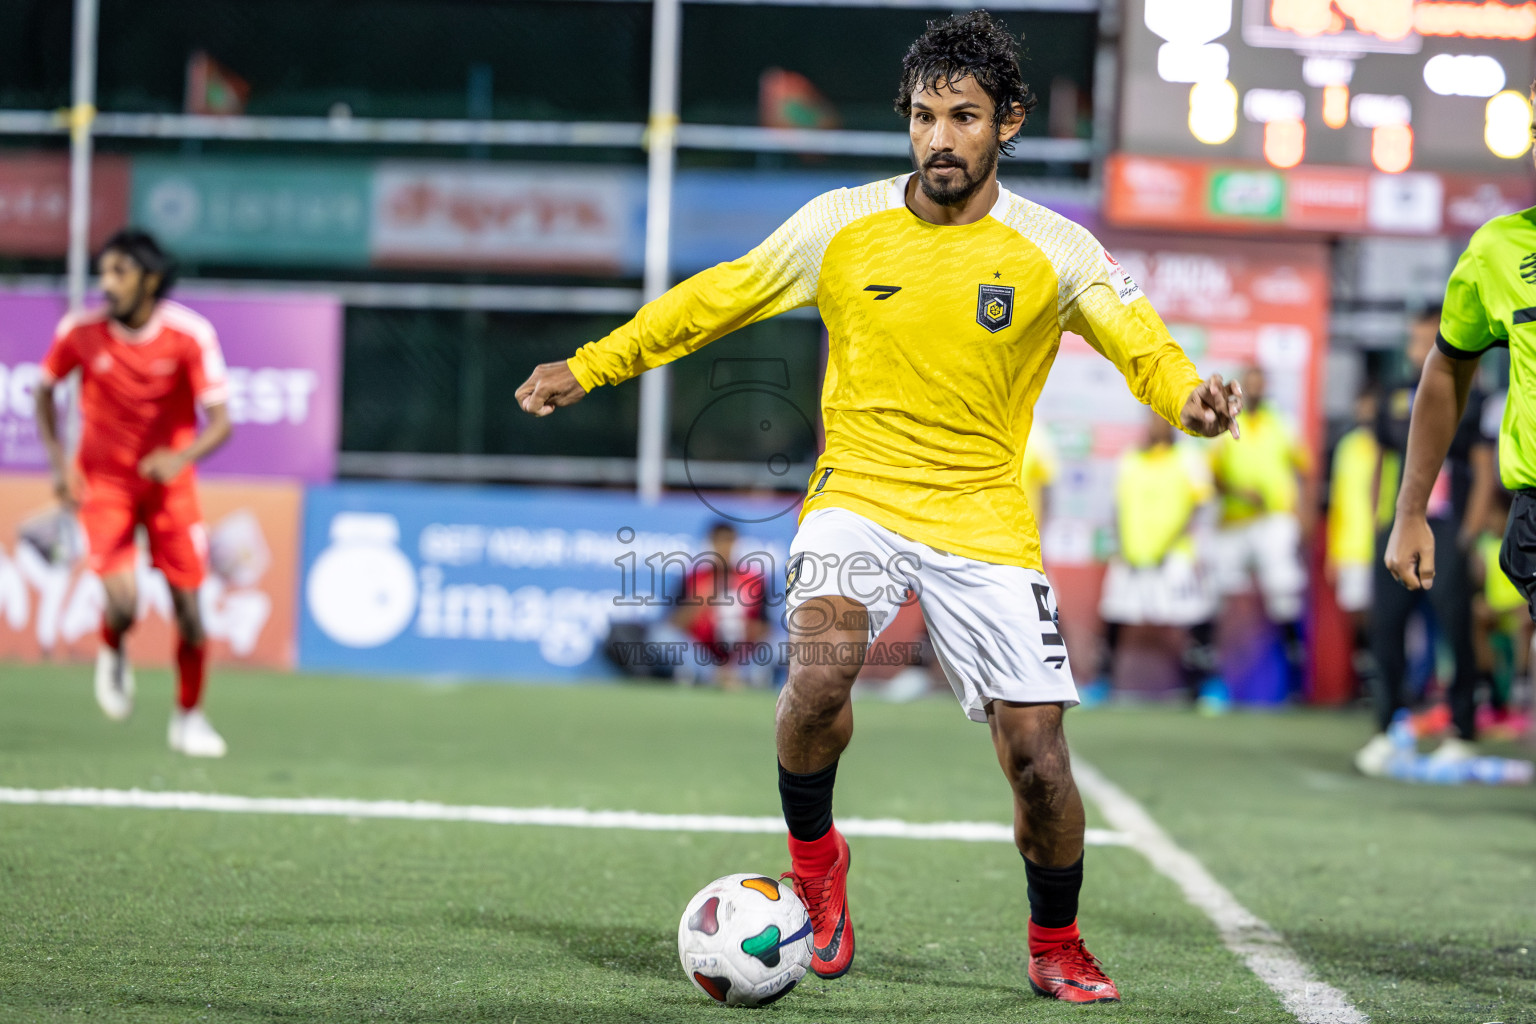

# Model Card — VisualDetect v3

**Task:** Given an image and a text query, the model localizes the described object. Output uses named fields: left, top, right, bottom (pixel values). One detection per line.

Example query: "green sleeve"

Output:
left=1437, top=240, right=1496, bottom=360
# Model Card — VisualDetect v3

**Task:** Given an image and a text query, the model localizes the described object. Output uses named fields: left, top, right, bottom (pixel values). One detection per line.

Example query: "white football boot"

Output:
left=1426, top=736, right=1477, bottom=765
left=1353, top=733, right=1395, bottom=777
left=168, top=708, right=227, bottom=758
left=94, top=646, right=135, bottom=721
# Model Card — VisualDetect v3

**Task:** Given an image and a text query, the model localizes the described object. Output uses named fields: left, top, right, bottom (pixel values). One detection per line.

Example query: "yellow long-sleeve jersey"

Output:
left=568, top=174, right=1204, bottom=570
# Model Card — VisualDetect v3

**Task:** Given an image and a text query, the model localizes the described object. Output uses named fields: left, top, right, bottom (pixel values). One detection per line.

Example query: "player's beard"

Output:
left=913, top=139, right=999, bottom=207
left=107, top=280, right=150, bottom=324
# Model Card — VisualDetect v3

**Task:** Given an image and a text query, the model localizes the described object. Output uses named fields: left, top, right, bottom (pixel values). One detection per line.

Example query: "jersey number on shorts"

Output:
left=1032, top=582, right=1066, bottom=670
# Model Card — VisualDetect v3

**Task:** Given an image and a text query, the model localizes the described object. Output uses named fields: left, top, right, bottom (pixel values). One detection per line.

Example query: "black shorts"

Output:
left=1499, top=489, right=1536, bottom=622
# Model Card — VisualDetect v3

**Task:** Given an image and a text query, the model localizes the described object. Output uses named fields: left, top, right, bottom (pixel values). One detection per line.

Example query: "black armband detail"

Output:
left=1434, top=331, right=1485, bottom=361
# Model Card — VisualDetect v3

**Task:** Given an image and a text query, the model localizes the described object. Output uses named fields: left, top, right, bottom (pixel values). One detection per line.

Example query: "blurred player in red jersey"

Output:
left=33, top=230, right=233, bottom=757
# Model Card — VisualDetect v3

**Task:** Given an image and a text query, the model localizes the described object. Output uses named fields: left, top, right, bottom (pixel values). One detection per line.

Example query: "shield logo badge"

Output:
left=976, top=284, right=1014, bottom=333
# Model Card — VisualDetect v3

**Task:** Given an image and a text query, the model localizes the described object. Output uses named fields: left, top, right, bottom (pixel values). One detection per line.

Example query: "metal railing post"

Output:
left=636, top=0, right=682, bottom=504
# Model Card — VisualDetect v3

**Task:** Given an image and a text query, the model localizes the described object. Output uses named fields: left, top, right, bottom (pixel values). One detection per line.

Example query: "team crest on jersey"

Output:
left=1521, top=252, right=1536, bottom=285
left=976, top=284, right=1014, bottom=333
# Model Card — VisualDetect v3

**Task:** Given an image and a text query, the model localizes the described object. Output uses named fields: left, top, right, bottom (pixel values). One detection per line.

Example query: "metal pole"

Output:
left=636, top=0, right=681, bottom=504
left=66, top=0, right=99, bottom=313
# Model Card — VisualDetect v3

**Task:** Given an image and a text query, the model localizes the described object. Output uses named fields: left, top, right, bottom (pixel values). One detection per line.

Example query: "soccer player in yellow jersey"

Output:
left=517, top=11, right=1241, bottom=1004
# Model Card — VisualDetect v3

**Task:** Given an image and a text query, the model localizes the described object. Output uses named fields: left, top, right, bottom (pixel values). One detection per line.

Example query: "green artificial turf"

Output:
left=0, top=665, right=1531, bottom=1023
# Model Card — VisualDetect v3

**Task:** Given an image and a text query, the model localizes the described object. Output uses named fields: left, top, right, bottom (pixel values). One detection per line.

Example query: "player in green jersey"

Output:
left=1385, top=84, right=1536, bottom=618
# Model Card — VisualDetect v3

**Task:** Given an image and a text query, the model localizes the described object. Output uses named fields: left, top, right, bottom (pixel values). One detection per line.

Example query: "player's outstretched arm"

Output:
left=516, top=361, right=588, bottom=417
left=1384, top=346, right=1478, bottom=591
left=1180, top=373, right=1244, bottom=439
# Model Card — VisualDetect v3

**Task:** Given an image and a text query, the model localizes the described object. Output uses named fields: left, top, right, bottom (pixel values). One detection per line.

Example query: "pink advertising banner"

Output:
left=0, top=289, right=341, bottom=482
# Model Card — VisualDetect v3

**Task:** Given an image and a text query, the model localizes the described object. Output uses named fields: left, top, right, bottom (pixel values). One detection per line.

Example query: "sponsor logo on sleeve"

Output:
left=1102, top=250, right=1144, bottom=305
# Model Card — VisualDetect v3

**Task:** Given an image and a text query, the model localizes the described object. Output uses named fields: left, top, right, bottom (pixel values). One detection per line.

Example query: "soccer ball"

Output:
left=677, top=873, right=813, bottom=1007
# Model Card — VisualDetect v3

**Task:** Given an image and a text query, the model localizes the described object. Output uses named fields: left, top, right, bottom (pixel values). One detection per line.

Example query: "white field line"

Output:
left=0, top=786, right=1132, bottom=847
left=1073, top=760, right=1367, bottom=1024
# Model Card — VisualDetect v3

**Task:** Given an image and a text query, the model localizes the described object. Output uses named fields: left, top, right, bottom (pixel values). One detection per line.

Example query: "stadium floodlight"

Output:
left=1423, top=53, right=1507, bottom=98
left=1484, top=89, right=1534, bottom=159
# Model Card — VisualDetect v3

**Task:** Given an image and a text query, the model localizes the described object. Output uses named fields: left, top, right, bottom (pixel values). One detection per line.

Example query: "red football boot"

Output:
left=782, top=827, right=855, bottom=979
left=1029, top=936, right=1121, bottom=1003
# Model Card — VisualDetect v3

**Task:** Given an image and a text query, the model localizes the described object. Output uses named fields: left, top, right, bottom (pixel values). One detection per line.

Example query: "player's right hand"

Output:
left=515, top=361, right=588, bottom=417
left=1384, top=512, right=1435, bottom=590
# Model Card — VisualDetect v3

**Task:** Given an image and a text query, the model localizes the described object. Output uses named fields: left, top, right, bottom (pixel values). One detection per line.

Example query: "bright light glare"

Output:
left=1245, top=89, right=1306, bottom=123
left=1189, top=79, right=1239, bottom=144
left=1264, top=119, right=1306, bottom=168
left=1423, top=53, right=1506, bottom=97
left=1323, top=84, right=1350, bottom=128
left=1158, top=42, right=1231, bottom=83
left=1372, top=124, right=1414, bottom=173
left=1303, top=57, right=1354, bottom=88
left=1145, top=0, right=1232, bottom=44
left=1351, top=93, right=1412, bottom=128
left=1484, top=90, right=1534, bottom=158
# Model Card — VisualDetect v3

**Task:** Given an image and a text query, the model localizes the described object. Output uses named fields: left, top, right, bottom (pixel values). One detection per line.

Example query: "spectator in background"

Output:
left=1356, top=307, right=1496, bottom=775
left=1089, top=409, right=1223, bottom=710
left=671, top=521, right=771, bottom=688
left=1021, top=418, right=1058, bottom=538
left=1326, top=387, right=1380, bottom=684
left=1209, top=365, right=1310, bottom=684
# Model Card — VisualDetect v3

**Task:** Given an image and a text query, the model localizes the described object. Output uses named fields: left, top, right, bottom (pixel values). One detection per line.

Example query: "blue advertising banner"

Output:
left=298, top=482, right=800, bottom=680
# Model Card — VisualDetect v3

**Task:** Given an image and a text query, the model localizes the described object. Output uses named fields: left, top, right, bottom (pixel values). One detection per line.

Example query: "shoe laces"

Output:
left=780, top=870, right=834, bottom=932
left=1047, top=940, right=1113, bottom=985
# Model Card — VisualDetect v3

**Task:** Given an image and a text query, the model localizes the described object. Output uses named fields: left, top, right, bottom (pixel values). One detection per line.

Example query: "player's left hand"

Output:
left=1181, top=374, right=1243, bottom=439
left=138, top=447, right=188, bottom=484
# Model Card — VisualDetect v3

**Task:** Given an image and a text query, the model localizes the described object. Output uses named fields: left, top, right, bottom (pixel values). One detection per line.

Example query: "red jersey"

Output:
left=40, top=301, right=229, bottom=482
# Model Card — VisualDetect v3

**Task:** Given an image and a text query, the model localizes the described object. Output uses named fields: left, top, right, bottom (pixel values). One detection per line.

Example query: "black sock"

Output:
left=1024, top=854, right=1083, bottom=928
left=1098, top=622, right=1122, bottom=679
left=779, top=760, right=837, bottom=842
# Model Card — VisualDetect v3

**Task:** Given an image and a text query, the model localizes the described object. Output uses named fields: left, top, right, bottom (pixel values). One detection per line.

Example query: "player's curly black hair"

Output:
left=893, top=10, right=1038, bottom=155
left=98, top=228, right=177, bottom=298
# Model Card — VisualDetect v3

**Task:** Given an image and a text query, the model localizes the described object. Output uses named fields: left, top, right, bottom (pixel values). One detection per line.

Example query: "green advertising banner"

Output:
left=131, top=159, right=372, bottom=266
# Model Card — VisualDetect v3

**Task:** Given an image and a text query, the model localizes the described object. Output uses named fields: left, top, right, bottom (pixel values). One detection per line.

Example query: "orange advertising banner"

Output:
left=0, top=473, right=298, bottom=669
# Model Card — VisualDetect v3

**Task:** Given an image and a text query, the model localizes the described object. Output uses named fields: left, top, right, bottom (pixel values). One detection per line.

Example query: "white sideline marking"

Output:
left=1074, top=760, right=1367, bottom=1024
left=0, top=786, right=1131, bottom=847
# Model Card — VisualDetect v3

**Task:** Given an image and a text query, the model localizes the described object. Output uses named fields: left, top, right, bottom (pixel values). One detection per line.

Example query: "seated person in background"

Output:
left=1089, top=409, right=1223, bottom=710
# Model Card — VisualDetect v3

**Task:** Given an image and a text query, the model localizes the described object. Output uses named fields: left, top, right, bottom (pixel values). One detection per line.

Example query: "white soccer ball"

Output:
left=677, top=872, right=813, bottom=1007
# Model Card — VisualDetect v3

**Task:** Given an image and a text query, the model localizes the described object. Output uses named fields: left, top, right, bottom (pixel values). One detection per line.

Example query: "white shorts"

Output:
left=1098, top=550, right=1215, bottom=627
left=1210, top=513, right=1307, bottom=622
left=1334, top=563, right=1372, bottom=614
left=785, top=507, right=1079, bottom=723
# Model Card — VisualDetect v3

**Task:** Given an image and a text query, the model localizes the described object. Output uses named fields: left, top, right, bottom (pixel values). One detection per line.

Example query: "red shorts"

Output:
left=79, top=473, right=207, bottom=590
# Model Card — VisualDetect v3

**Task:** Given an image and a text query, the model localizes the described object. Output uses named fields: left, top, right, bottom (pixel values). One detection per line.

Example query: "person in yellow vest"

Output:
left=1210, top=365, right=1311, bottom=682
left=1089, top=409, right=1222, bottom=709
left=1021, top=418, right=1058, bottom=538
left=1326, top=388, right=1379, bottom=678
